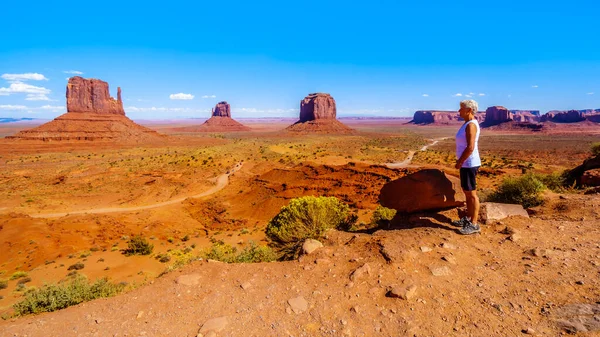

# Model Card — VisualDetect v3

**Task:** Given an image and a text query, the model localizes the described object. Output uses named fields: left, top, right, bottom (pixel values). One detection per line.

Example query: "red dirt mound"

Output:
left=175, top=116, right=251, bottom=132
left=285, top=119, right=354, bottom=133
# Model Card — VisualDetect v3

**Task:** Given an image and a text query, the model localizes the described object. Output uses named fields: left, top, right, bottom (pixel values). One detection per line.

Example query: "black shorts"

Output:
left=459, top=167, right=479, bottom=191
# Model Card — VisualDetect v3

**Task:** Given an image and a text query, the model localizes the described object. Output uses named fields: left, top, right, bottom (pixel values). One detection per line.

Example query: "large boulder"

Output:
left=484, top=106, right=512, bottom=125
left=478, top=202, right=529, bottom=225
left=299, top=93, right=336, bottom=122
left=379, top=169, right=465, bottom=213
left=66, top=76, right=124, bottom=115
left=212, top=101, right=231, bottom=117
left=581, top=169, right=600, bottom=187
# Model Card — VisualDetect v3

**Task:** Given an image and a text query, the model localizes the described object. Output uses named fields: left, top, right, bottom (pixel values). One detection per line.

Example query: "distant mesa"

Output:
left=540, top=110, right=586, bottom=123
left=175, top=101, right=251, bottom=132
left=286, top=93, right=354, bottom=133
left=483, top=106, right=512, bottom=126
left=410, top=110, right=484, bottom=125
left=7, top=76, right=162, bottom=141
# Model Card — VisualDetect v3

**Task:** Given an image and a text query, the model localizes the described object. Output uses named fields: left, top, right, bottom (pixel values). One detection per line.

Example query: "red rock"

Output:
left=581, top=169, right=600, bottom=187
left=176, top=116, right=251, bottom=132
left=379, top=169, right=465, bottom=213
left=484, top=106, right=512, bottom=125
left=66, top=76, right=124, bottom=115
left=541, top=110, right=586, bottom=123
left=287, top=93, right=353, bottom=133
left=411, top=111, right=485, bottom=125
left=300, top=93, right=336, bottom=122
left=511, top=111, right=540, bottom=123
left=212, top=101, right=231, bottom=117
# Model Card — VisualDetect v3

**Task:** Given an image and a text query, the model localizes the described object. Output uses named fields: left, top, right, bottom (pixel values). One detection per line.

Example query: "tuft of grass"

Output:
left=67, top=263, right=85, bottom=271
left=201, top=241, right=277, bottom=263
left=592, top=142, right=600, bottom=156
left=10, top=271, right=28, bottom=280
left=370, top=205, right=397, bottom=228
left=12, top=275, right=125, bottom=316
left=0, top=279, right=7, bottom=289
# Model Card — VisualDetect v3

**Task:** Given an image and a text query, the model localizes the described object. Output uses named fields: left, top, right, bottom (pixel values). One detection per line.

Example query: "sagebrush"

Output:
left=488, top=173, right=546, bottom=208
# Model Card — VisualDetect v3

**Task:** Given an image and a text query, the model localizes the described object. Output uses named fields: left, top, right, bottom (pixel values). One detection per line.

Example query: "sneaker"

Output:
left=451, top=216, right=470, bottom=227
left=459, top=221, right=481, bottom=235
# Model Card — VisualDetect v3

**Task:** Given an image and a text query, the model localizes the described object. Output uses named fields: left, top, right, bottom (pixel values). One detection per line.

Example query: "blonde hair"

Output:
left=460, top=99, right=478, bottom=114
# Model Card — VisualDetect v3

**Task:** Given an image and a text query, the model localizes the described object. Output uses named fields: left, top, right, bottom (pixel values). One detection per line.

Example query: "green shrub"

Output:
left=0, top=279, right=7, bottom=289
left=12, top=275, right=125, bottom=316
left=531, top=172, right=566, bottom=192
left=488, top=173, right=546, bottom=208
left=266, top=196, right=351, bottom=260
left=67, top=263, right=85, bottom=271
left=592, top=142, right=600, bottom=156
left=10, top=271, right=28, bottom=280
left=201, top=241, right=276, bottom=263
left=123, top=236, right=153, bottom=256
left=371, top=206, right=397, bottom=227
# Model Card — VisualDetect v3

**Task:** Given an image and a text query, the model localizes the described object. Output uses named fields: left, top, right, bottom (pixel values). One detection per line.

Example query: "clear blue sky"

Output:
left=1, top=0, right=599, bottom=119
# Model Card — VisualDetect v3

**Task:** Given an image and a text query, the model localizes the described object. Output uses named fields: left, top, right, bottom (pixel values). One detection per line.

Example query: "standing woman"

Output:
left=453, top=99, right=481, bottom=235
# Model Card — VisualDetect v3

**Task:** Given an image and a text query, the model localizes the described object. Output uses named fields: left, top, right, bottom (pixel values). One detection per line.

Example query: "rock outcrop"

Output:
left=66, top=76, right=124, bottom=115
left=7, top=77, right=162, bottom=141
left=411, top=111, right=485, bottom=125
left=299, top=93, right=336, bottom=122
left=379, top=169, right=465, bottom=213
left=541, top=110, right=586, bottom=123
left=286, top=93, right=353, bottom=133
left=212, top=101, right=231, bottom=117
left=484, top=106, right=512, bottom=126
left=175, top=101, right=250, bottom=132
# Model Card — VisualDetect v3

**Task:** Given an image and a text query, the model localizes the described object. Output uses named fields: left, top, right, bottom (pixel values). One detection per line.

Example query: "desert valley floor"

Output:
left=1, top=119, right=600, bottom=336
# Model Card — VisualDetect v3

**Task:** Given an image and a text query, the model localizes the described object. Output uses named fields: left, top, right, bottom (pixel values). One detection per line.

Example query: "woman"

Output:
left=452, top=99, right=481, bottom=235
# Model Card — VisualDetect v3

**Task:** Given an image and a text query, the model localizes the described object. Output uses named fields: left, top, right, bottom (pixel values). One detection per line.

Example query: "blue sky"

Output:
left=1, top=0, right=599, bottom=119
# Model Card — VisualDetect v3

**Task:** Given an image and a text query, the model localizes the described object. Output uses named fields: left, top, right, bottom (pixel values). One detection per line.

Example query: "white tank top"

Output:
left=455, top=119, right=481, bottom=168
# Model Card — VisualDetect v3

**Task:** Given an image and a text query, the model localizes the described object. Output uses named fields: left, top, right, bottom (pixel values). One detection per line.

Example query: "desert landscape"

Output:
left=0, top=75, right=599, bottom=337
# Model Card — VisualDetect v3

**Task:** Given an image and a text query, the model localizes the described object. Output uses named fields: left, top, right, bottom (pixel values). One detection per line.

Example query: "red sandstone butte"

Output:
left=541, top=110, right=586, bottom=123
left=287, top=93, right=353, bottom=133
left=66, top=76, right=125, bottom=115
left=411, top=111, right=485, bottom=125
left=484, top=106, right=512, bottom=126
left=6, top=77, right=162, bottom=141
left=175, top=101, right=250, bottom=132
left=212, top=101, right=231, bottom=118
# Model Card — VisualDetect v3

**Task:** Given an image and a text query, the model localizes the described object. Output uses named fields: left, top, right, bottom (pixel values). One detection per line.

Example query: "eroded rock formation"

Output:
left=286, top=93, right=353, bottom=133
left=300, top=93, right=336, bottom=122
left=212, top=101, right=231, bottom=117
left=7, top=77, right=162, bottom=141
left=411, top=111, right=485, bottom=125
left=175, top=101, right=250, bottom=132
left=484, top=106, right=512, bottom=125
left=541, top=110, right=586, bottom=123
left=66, top=77, right=124, bottom=115
left=379, top=169, right=465, bottom=213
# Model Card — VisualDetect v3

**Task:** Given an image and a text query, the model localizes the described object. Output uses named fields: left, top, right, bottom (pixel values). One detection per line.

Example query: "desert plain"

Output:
left=0, top=115, right=600, bottom=336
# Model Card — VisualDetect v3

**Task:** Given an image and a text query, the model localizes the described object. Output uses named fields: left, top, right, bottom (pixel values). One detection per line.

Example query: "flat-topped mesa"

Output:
left=66, top=76, right=124, bottom=115
left=212, top=101, right=231, bottom=117
left=484, top=106, right=512, bottom=125
left=411, top=111, right=485, bottom=125
left=300, top=93, right=336, bottom=122
left=541, top=110, right=586, bottom=123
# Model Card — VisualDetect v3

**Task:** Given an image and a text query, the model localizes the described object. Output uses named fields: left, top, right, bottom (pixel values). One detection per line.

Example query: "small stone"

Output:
left=349, top=263, right=371, bottom=281
left=442, top=256, right=456, bottom=264
left=302, top=239, right=323, bottom=255
left=137, top=311, right=144, bottom=319
left=575, top=280, right=584, bottom=285
left=523, top=327, right=535, bottom=334
left=176, top=274, right=201, bottom=286
left=441, top=243, right=457, bottom=250
left=420, top=246, right=432, bottom=253
left=430, top=266, right=452, bottom=276
left=387, top=285, right=417, bottom=300
left=241, top=282, right=251, bottom=290
left=199, top=316, right=228, bottom=334
left=288, top=296, right=308, bottom=314
left=509, top=233, right=521, bottom=242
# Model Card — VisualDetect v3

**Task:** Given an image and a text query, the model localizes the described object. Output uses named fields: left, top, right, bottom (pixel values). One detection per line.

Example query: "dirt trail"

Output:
left=28, top=162, right=243, bottom=219
left=385, top=137, right=448, bottom=168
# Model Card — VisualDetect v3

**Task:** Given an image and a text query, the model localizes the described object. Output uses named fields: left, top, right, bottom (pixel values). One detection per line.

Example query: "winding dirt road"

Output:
left=385, top=137, right=448, bottom=168
left=29, top=162, right=244, bottom=219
